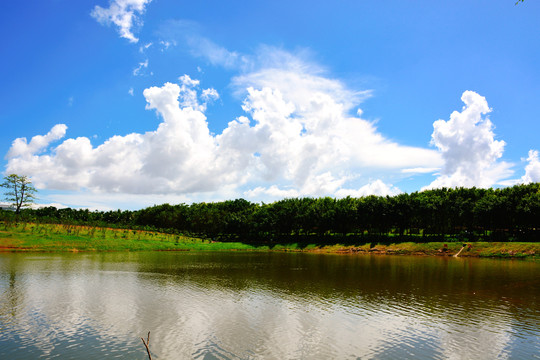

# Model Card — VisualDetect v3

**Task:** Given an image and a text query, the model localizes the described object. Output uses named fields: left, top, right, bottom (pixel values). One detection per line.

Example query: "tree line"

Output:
left=1, top=183, right=539, bottom=244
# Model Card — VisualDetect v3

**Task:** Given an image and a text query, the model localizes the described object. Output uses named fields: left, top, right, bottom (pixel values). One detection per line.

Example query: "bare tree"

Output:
left=1, top=174, right=37, bottom=214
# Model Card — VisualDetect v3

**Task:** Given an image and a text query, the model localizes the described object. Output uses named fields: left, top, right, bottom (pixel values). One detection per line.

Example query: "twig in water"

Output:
left=141, top=331, right=152, bottom=360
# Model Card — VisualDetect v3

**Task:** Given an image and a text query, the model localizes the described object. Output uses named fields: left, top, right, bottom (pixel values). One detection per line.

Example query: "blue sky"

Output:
left=1, top=0, right=539, bottom=210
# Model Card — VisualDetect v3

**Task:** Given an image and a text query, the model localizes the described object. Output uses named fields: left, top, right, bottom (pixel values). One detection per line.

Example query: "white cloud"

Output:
left=244, top=186, right=300, bottom=199
left=7, top=124, right=67, bottom=159
left=187, top=35, right=246, bottom=69
left=163, top=75, right=220, bottom=112
left=128, top=87, right=134, bottom=96
left=45, top=191, right=194, bottom=211
left=335, top=180, right=402, bottom=198
left=159, top=40, right=173, bottom=51
left=175, top=75, right=201, bottom=109
left=158, top=20, right=249, bottom=69
left=178, top=74, right=199, bottom=87
left=521, top=150, right=540, bottom=183
left=232, top=48, right=371, bottom=114
left=423, top=91, right=512, bottom=190
left=139, top=42, right=152, bottom=53
left=133, top=59, right=148, bottom=76
left=5, top=50, right=448, bottom=204
left=91, top=0, right=152, bottom=43
left=201, top=88, right=219, bottom=102
left=230, top=50, right=442, bottom=184
left=30, top=202, right=69, bottom=210
left=401, top=167, right=439, bottom=174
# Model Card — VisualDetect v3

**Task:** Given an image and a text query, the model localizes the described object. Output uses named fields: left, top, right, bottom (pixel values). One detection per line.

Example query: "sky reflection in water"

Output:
left=0, top=252, right=539, bottom=359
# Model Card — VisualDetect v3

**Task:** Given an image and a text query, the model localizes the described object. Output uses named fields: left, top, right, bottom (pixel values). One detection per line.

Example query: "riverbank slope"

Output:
left=1, top=223, right=539, bottom=258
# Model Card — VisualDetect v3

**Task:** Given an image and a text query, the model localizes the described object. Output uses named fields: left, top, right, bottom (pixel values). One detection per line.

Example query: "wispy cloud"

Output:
left=159, top=40, right=173, bottom=52
left=139, top=42, right=153, bottom=53
left=91, top=0, right=152, bottom=43
left=158, top=20, right=249, bottom=69
left=133, top=59, right=148, bottom=76
left=401, top=167, right=440, bottom=174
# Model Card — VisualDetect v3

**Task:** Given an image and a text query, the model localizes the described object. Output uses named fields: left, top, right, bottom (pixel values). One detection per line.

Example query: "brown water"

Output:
left=0, top=252, right=538, bottom=359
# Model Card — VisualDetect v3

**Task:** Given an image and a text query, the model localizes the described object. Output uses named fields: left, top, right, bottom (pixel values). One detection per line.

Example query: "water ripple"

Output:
left=1, top=253, right=539, bottom=359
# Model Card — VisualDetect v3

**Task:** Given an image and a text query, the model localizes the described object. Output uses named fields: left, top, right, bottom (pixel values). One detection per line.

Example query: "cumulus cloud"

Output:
left=7, top=124, right=67, bottom=159
left=91, top=0, right=152, bottom=43
left=423, top=91, right=512, bottom=190
left=7, top=80, right=238, bottom=195
left=170, top=75, right=219, bottom=112
left=335, top=180, right=402, bottom=198
left=521, top=150, right=540, bottom=183
left=30, top=202, right=69, bottom=210
left=233, top=49, right=369, bottom=114
left=229, top=51, right=442, bottom=183
left=6, top=50, right=447, bottom=202
left=244, top=186, right=300, bottom=199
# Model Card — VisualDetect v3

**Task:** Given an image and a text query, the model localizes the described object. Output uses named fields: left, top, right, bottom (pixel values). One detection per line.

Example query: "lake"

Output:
left=0, top=252, right=538, bottom=359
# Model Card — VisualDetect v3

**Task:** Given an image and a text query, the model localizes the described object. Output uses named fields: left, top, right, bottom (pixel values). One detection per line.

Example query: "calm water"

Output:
left=0, top=252, right=538, bottom=359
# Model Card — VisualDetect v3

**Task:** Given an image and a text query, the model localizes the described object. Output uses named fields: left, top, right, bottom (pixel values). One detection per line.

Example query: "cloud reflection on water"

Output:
left=0, top=253, right=538, bottom=359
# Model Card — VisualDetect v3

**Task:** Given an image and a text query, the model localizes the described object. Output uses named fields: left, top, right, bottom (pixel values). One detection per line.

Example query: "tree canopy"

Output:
left=2, top=182, right=539, bottom=244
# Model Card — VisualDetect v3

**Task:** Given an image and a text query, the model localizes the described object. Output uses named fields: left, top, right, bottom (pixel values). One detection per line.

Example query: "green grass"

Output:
left=1, top=222, right=538, bottom=258
left=310, top=241, right=539, bottom=258
left=0, top=222, right=259, bottom=252
left=259, top=241, right=538, bottom=258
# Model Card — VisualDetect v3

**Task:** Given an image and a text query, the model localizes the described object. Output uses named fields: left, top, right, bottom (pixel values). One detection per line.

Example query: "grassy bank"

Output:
left=1, top=222, right=539, bottom=258
left=0, top=222, right=257, bottom=252
left=305, top=241, right=540, bottom=258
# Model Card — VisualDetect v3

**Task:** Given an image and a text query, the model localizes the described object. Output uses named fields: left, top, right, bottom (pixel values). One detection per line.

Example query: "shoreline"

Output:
left=1, top=223, right=539, bottom=259
left=1, top=241, right=538, bottom=259
left=270, top=242, right=540, bottom=259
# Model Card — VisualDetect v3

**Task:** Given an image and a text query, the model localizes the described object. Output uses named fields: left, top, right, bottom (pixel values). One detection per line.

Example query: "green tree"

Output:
left=1, top=174, right=37, bottom=215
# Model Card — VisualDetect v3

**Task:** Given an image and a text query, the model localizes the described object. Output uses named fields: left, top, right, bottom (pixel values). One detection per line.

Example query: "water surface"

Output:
left=0, top=252, right=538, bottom=359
